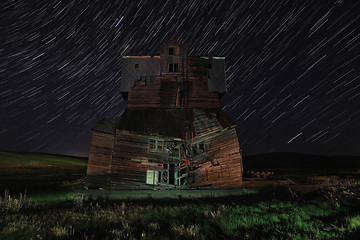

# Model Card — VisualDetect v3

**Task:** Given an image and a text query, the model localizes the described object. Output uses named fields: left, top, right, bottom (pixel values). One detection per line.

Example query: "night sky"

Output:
left=1, top=0, right=359, bottom=157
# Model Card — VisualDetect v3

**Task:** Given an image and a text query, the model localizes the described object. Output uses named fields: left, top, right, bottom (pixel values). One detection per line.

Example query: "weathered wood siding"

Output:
left=110, top=132, right=166, bottom=190
left=128, top=58, right=220, bottom=109
left=127, top=74, right=179, bottom=108
left=186, top=57, right=220, bottom=108
left=87, top=110, right=243, bottom=189
left=190, top=128, right=243, bottom=188
left=86, top=130, right=114, bottom=189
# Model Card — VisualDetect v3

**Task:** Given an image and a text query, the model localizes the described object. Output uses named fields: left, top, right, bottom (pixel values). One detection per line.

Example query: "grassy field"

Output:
left=1, top=151, right=360, bottom=239
left=1, top=184, right=360, bottom=240
left=0, top=150, right=87, bottom=194
left=0, top=151, right=87, bottom=177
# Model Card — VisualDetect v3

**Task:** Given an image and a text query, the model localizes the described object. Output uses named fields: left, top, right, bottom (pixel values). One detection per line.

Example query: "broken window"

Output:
left=199, top=142, right=207, bottom=153
left=148, top=138, right=183, bottom=160
left=148, top=138, right=164, bottom=153
left=135, top=63, right=139, bottom=69
left=170, top=147, right=180, bottom=157
left=190, top=142, right=207, bottom=156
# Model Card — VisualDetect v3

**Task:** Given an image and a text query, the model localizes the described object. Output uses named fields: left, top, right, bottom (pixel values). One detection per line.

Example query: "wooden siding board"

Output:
left=188, top=128, right=243, bottom=187
left=86, top=130, right=115, bottom=189
left=127, top=57, right=221, bottom=109
left=110, top=133, right=168, bottom=190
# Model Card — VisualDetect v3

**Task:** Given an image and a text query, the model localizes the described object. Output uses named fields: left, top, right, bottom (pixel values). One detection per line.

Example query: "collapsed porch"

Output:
left=86, top=108, right=243, bottom=190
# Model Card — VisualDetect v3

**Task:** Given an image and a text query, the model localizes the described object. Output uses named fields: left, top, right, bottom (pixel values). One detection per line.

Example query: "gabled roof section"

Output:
left=117, top=109, right=194, bottom=139
left=116, top=109, right=235, bottom=139
left=122, top=56, right=160, bottom=58
left=92, top=118, right=119, bottom=134
left=161, top=39, right=185, bottom=48
left=159, top=40, right=187, bottom=56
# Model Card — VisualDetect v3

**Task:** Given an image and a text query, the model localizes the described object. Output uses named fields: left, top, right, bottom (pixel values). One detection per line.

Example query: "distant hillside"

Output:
left=244, top=152, right=360, bottom=170
left=0, top=150, right=87, bottom=174
left=0, top=151, right=88, bottom=190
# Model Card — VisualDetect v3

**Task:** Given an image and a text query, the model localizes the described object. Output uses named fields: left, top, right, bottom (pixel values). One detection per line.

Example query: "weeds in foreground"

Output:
left=347, top=215, right=360, bottom=230
left=0, top=189, right=42, bottom=213
left=0, top=198, right=359, bottom=240
left=1, top=181, right=359, bottom=239
left=318, top=179, right=360, bottom=206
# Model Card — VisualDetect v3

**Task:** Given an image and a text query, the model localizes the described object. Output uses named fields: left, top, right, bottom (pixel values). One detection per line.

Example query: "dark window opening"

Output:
left=121, top=92, right=128, bottom=100
left=180, top=168, right=186, bottom=185
left=190, top=142, right=207, bottom=157
left=208, top=63, right=212, bottom=69
left=169, top=64, right=179, bottom=72
left=169, top=47, right=175, bottom=55
left=135, top=64, right=139, bottom=69
left=200, top=142, right=207, bottom=153
left=159, top=169, right=169, bottom=184
left=169, top=164, right=175, bottom=185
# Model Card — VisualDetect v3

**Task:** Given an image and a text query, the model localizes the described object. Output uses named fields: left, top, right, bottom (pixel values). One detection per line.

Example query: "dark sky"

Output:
left=0, top=0, right=359, bottom=157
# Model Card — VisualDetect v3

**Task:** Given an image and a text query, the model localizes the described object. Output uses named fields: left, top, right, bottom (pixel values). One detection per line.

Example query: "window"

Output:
left=148, top=137, right=183, bottom=159
left=169, top=47, right=180, bottom=55
left=208, top=63, right=212, bottom=69
left=146, top=170, right=159, bottom=185
left=190, top=142, right=207, bottom=157
left=169, top=64, right=178, bottom=72
left=148, top=138, right=164, bottom=153
left=135, top=63, right=139, bottom=69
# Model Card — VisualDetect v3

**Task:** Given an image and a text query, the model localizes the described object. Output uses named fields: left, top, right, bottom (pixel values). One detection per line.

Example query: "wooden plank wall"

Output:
left=110, top=132, right=166, bottom=190
left=189, top=128, right=243, bottom=188
left=108, top=110, right=242, bottom=189
left=186, top=57, right=220, bottom=108
left=127, top=57, right=220, bottom=109
left=127, top=74, right=178, bottom=108
left=192, top=109, right=221, bottom=138
left=86, top=131, right=115, bottom=189
left=87, top=115, right=243, bottom=189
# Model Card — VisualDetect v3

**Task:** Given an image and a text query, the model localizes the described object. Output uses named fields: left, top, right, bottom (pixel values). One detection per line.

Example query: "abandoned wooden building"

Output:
left=86, top=40, right=243, bottom=190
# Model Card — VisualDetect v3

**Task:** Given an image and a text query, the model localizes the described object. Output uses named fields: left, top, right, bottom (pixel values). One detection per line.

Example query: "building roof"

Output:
left=92, top=118, right=119, bottom=134
left=116, top=109, right=193, bottom=138
left=116, top=108, right=235, bottom=139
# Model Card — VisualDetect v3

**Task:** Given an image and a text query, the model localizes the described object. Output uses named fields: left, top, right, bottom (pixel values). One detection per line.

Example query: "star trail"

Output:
left=0, top=0, right=359, bottom=157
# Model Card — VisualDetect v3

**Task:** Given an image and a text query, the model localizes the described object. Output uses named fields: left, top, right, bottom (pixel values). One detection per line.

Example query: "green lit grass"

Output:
left=26, top=187, right=77, bottom=204
left=348, top=215, right=360, bottom=230
left=1, top=193, right=360, bottom=240
left=1, top=151, right=359, bottom=239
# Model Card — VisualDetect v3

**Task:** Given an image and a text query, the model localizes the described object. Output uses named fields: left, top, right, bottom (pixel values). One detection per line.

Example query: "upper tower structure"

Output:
left=120, top=40, right=226, bottom=108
